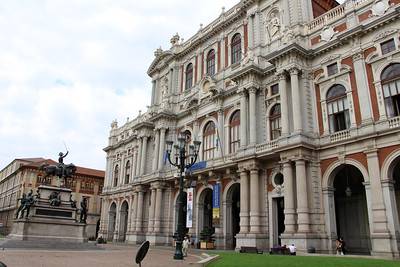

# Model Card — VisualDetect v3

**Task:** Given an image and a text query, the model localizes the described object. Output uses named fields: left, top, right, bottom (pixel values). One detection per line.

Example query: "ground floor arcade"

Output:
left=99, top=147, right=400, bottom=258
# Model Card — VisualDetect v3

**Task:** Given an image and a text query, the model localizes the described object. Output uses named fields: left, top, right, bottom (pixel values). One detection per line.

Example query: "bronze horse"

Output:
left=40, top=163, right=76, bottom=186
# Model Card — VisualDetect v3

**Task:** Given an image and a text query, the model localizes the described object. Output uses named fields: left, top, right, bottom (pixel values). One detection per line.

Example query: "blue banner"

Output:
left=212, top=183, right=220, bottom=208
left=186, top=161, right=207, bottom=173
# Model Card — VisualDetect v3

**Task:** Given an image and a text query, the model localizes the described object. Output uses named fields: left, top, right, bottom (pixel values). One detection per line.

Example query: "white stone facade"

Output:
left=99, top=0, right=400, bottom=257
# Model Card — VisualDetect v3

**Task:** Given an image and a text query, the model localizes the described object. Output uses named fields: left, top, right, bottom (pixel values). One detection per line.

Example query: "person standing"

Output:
left=339, top=237, right=346, bottom=255
left=288, top=244, right=296, bottom=256
left=182, top=235, right=190, bottom=257
left=336, top=238, right=344, bottom=255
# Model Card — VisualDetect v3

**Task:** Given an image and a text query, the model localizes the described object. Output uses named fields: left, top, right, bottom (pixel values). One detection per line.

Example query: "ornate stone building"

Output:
left=0, top=158, right=104, bottom=238
left=99, top=0, right=400, bottom=257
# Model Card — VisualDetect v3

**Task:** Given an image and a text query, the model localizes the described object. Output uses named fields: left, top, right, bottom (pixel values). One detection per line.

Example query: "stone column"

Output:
left=295, top=159, right=310, bottom=233
left=148, top=186, right=157, bottom=233
left=153, top=130, right=160, bottom=172
left=239, top=168, right=249, bottom=234
left=290, top=68, right=302, bottom=132
left=136, top=140, right=142, bottom=176
left=249, top=87, right=257, bottom=145
left=140, top=136, right=148, bottom=175
left=249, top=168, right=260, bottom=233
left=247, top=14, right=254, bottom=50
left=132, top=147, right=138, bottom=177
left=113, top=201, right=120, bottom=241
left=279, top=73, right=289, bottom=136
left=119, top=154, right=125, bottom=186
left=365, top=150, right=391, bottom=238
left=381, top=179, right=400, bottom=242
left=217, top=109, right=224, bottom=157
left=99, top=198, right=108, bottom=235
left=239, top=90, right=248, bottom=147
left=135, top=189, right=144, bottom=233
left=353, top=52, right=373, bottom=123
left=105, top=156, right=113, bottom=188
left=158, top=128, right=166, bottom=170
left=193, top=120, right=200, bottom=141
left=131, top=192, right=138, bottom=233
left=127, top=196, right=133, bottom=233
left=282, top=161, right=296, bottom=233
left=154, top=185, right=163, bottom=233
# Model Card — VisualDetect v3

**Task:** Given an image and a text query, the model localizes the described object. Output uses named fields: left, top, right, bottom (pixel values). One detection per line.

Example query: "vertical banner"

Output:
left=212, top=183, right=221, bottom=225
left=186, top=188, right=194, bottom=228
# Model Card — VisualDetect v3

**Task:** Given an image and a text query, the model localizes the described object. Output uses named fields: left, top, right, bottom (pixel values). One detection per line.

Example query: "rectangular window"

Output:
left=381, top=39, right=396, bottom=55
left=271, top=84, right=279, bottom=95
left=327, top=63, right=338, bottom=76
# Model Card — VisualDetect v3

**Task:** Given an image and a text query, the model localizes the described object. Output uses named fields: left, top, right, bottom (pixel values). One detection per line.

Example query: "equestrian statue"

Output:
left=40, top=150, right=77, bottom=187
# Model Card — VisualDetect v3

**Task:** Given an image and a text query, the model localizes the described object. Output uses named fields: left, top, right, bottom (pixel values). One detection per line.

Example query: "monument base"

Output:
left=8, top=185, right=87, bottom=243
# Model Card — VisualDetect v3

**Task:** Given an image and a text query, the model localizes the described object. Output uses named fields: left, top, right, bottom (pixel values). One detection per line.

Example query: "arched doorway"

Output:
left=108, top=202, right=116, bottom=241
left=333, top=165, right=371, bottom=254
left=119, top=201, right=129, bottom=242
left=386, top=157, right=400, bottom=235
left=95, top=219, right=100, bottom=239
left=198, top=188, right=213, bottom=235
left=224, top=183, right=240, bottom=249
left=271, top=172, right=285, bottom=246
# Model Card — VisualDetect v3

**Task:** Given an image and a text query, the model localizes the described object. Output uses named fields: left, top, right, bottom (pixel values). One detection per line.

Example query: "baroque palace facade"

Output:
left=0, top=158, right=104, bottom=238
left=99, top=0, right=400, bottom=257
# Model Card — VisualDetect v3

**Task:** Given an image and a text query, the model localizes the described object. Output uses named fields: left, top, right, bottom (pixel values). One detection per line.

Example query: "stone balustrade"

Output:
left=388, top=116, right=400, bottom=128
left=255, top=140, right=278, bottom=153
left=330, top=129, right=351, bottom=143
left=308, top=0, right=373, bottom=32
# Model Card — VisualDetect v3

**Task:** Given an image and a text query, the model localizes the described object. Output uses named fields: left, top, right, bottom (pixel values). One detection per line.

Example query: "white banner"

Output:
left=186, top=188, right=194, bottom=228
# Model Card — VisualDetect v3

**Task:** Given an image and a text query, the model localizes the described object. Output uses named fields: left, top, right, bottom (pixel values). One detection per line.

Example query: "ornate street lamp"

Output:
left=166, top=133, right=201, bottom=260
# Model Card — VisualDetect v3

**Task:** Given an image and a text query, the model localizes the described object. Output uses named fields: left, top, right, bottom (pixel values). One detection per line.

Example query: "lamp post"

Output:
left=166, top=133, right=201, bottom=260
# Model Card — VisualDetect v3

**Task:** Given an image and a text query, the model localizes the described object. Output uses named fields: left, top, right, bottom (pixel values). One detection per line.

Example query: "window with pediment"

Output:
left=381, top=63, right=400, bottom=118
left=113, top=165, right=119, bottom=187
left=124, top=160, right=131, bottom=184
left=185, top=63, right=193, bottom=90
left=206, top=49, right=216, bottom=76
left=229, top=110, right=240, bottom=153
left=326, top=84, right=350, bottom=132
left=231, top=34, right=242, bottom=65
left=203, top=121, right=216, bottom=160
left=381, top=39, right=396, bottom=55
left=270, top=104, right=281, bottom=140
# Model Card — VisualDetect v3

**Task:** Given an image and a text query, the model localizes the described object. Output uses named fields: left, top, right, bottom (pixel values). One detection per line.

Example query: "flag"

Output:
left=163, top=150, right=168, bottom=165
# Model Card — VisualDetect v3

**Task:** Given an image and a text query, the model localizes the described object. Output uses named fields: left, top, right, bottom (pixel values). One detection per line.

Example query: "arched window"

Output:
left=270, top=104, right=281, bottom=140
left=206, top=49, right=216, bottom=76
left=203, top=121, right=216, bottom=160
left=327, top=84, right=350, bottom=133
left=381, top=63, right=400, bottom=118
left=185, top=63, right=193, bottom=90
left=113, top=165, right=119, bottom=187
left=231, top=34, right=242, bottom=65
left=124, top=161, right=130, bottom=184
left=229, top=110, right=240, bottom=153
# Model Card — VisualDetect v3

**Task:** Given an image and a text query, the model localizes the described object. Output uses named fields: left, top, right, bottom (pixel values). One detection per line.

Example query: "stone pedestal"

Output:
left=8, top=185, right=87, bottom=243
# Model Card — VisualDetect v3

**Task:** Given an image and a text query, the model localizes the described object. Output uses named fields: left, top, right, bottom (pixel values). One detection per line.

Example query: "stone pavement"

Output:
left=0, top=241, right=205, bottom=267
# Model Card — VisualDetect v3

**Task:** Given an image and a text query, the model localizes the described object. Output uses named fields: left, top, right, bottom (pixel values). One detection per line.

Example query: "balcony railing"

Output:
left=255, top=140, right=278, bottom=153
left=308, top=0, right=373, bottom=32
left=388, top=116, right=400, bottom=128
left=330, top=129, right=351, bottom=143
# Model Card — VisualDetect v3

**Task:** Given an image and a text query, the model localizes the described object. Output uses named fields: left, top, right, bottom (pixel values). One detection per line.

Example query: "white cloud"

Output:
left=1, top=0, right=343, bottom=170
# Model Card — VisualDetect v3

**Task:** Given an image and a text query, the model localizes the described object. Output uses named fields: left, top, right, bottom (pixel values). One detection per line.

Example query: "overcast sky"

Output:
left=0, top=0, right=346, bottom=171
left=0, top=0, right=241, bottom=171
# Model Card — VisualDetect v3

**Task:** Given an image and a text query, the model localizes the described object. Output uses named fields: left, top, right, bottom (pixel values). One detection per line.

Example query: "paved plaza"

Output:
left=0, top=241, right=204, bottom=267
